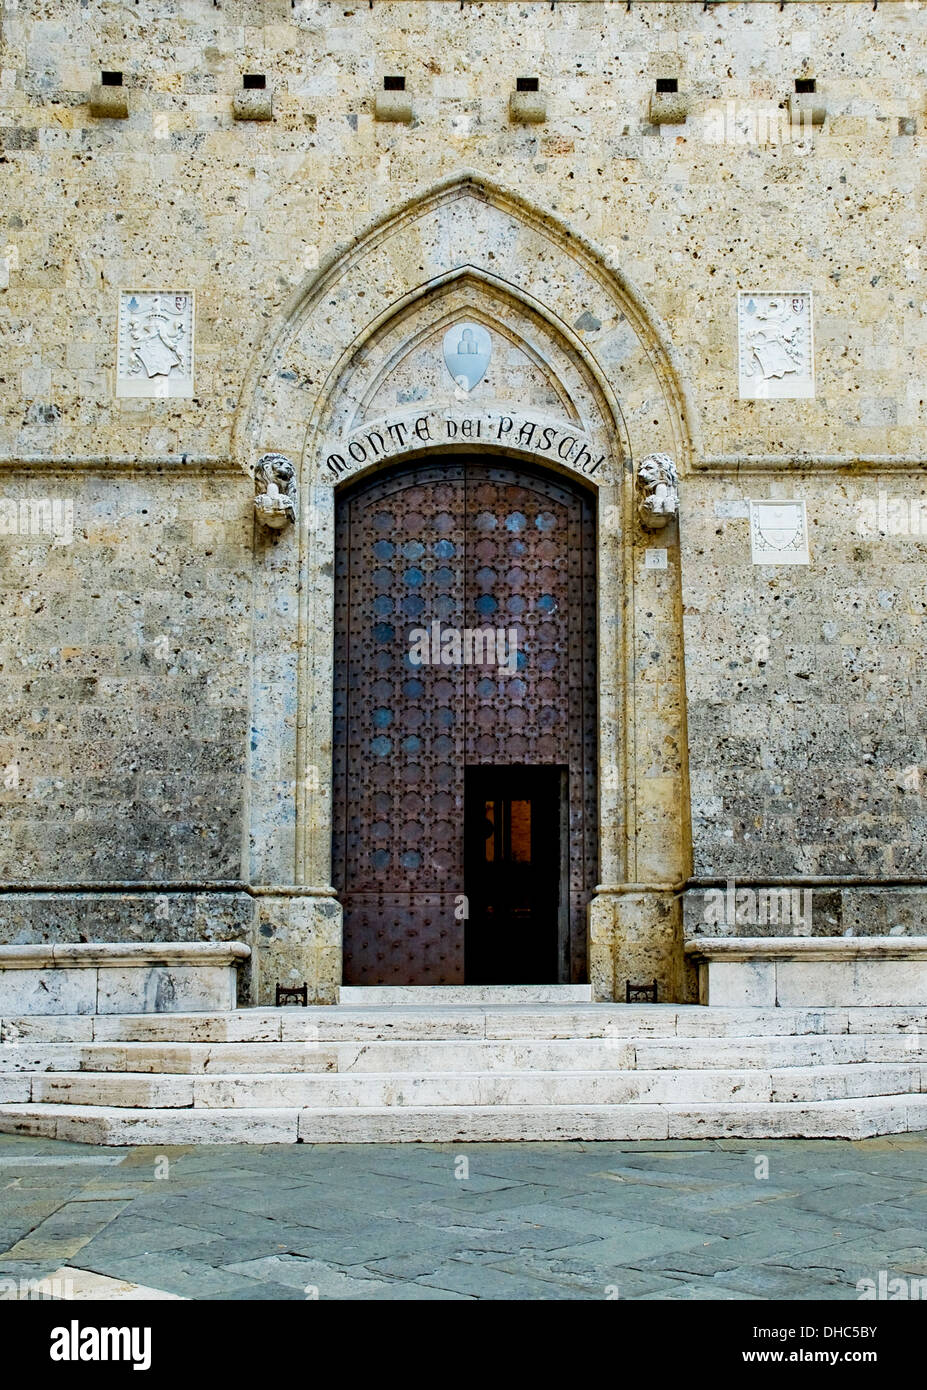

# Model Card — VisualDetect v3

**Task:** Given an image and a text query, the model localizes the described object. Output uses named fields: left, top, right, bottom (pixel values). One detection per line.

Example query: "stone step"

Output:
left=633, top=1035, right=927, bottom=1068
left=3, top=1093, right=927, bottom=1144
left=0, top=1038, right=637, bottom=1075
left=18, top=1062, right=925, bottom=1110
left=4, top=1004, right=927, bottom=1045
left=338, top=985, right=594, bottom=1005
left=2, top=1033, right=927, bottom=1075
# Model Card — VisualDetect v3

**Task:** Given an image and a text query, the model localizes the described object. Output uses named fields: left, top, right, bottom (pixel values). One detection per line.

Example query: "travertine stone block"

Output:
left=589, top=891, right=686, bottom=1004
left=776, top=961, right=927, bottom=1009
left=252, top=894, right=342, bottom=1006
left=88, top=84, right=128, bottom=119
left=232, top=89, right=273, bottom=122
left=374, top=91, right=413, bottom=124
left=704, top=961, right=776, bottom=1008
left=788, top=92, right=826, bottom=127
left=509, top=90, right=547, bottom=124
left=649, top=91, right=688, bottom=124
left=0, top=970, right=96, bottom=1016
left=96, top=965, right=238, bottom=1014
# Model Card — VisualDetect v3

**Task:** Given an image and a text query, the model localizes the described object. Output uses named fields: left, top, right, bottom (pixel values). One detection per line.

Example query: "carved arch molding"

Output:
left=239, top=176, right=693, bottom=1002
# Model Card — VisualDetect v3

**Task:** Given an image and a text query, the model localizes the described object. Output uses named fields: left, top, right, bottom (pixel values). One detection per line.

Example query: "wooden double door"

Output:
left=332, top=457, right=597, bottom=985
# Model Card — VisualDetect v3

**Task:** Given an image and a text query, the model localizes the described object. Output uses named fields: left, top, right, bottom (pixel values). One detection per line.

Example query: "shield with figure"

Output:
left=443, top=322, right=492, bottom=392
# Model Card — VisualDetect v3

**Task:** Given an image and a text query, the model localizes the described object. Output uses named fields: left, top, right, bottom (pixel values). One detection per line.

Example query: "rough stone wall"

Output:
left=0, top=1, right=922, bottom=462
left=1, top=1, right=925, bottom=989
left=0, top=471, right=251, bottom=881
left=683, top=477, right=927, bottom=885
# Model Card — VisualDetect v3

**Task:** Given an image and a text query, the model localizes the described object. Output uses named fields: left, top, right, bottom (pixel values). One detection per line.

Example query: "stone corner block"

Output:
left=232, top=89, right=274, bottom=122
left=588, top=889, right=687, bottom=1004
left=88, top=85, right=129, bottom=120
left=648, top=91, right=689, bottom=125
left=252, top=892, right=342, bottom=1006
left=509, top=90, right=547, bottom=125
left=374, top=91, right=413, bottom=124
left=788, top=93, right=826, bottom=127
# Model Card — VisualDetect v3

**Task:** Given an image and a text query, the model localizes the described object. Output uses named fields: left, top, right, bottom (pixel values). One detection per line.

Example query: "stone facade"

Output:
left=0, top=1, right=925, bottom=1003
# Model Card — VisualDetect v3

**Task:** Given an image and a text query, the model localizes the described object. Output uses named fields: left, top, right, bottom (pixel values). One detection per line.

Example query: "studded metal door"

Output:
left=333, top=456, right=597, bottom=985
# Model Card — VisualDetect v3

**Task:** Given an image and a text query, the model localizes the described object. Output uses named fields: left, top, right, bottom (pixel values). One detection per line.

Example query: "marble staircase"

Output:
left=2, top=992, right=927, bottom=1144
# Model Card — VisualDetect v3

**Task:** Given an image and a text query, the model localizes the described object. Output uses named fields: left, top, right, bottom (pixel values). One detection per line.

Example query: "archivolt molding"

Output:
left=349, top=279, right=585, bottom=431
left=312, top=272, right=621, bottom=493
left=242, top=174, right=693, bottom=928
left=235, top=173, right=696, bottom=483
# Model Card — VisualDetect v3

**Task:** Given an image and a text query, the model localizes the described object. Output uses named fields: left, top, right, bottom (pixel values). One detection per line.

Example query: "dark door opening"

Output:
left=334, top=457, right=597, bottom=986
left=465, top=766, right=567, bottom=984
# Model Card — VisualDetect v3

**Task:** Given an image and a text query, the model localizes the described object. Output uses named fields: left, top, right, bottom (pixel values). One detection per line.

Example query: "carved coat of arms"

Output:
left=738, top=292, right=814, bottom=400
left=749, top=500, right=810, bottom=565
left=443, top=322, right=492, bottom=392
left=116, top=291, right=195, bottom=398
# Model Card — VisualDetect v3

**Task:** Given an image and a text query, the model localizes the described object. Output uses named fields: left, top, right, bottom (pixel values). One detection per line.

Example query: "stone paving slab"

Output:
left=0, top=1132, right=923, bottom=1300
left=415, top=1259, right=591, bottom=1300
left=224, top=1254, right=395, bottom=1299
left=37, top=1266, right=185, bottom=1300
left=477, top=1250, right=682, bottom=1299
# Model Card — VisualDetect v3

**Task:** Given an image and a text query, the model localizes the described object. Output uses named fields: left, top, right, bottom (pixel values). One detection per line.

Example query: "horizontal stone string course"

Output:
left=698, top=455, right=927, bottom=472
left=0, top=455, right=239, bottom=472
left=685, top=937, right=927, bottom=962
left=1, top=458, right=927, bottom=480
left=0, top=943, right=251, bottom=968
left=0, top=884, right=338, bottom=895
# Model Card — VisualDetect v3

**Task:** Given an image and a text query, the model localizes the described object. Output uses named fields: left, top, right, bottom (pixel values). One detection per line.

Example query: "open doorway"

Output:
left=464, top=765, right=568, bottom=984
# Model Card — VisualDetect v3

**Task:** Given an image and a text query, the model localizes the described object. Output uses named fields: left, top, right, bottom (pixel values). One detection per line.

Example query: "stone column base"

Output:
left=251, top=891, right=342, bottom=1005
left=589, top=888, right=690, bottom=1003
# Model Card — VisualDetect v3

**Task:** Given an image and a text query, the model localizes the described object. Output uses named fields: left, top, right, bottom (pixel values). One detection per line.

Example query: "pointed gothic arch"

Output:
left=240, top=175, right=693, bottom=1003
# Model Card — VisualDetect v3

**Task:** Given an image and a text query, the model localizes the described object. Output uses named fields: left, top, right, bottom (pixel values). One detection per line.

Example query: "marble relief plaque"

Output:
left=443, top=321, right=492, bottom=392
left=116, top=290, right=195, bottom=398
left=738, top=291, right=814, bottom=399
left=750, top=499, right=810, bottom=565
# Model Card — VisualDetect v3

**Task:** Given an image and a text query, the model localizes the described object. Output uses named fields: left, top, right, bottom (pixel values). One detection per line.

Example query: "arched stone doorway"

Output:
left=333, top=456, right=597, bottom=985
left=239, top=175, right=694, bottom=1005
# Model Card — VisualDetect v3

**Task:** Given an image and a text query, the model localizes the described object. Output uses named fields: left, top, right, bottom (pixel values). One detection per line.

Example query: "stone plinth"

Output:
left=590, top=890, right=687, bottom=1003
left=686, top=937, right=927, bottom=1007
left=0, top=942, right=250, bottom=1015
left=251, top=892, right=341, bottom=1006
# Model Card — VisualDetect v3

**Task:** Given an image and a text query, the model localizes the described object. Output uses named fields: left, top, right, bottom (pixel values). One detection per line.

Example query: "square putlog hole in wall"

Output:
left=375, top=76, right=413, bottom=123
left=510, top=77, right=546, bottom=124
left=89, top=70, right=128, bottom=118
left=233, top=73, right=273, bottom=120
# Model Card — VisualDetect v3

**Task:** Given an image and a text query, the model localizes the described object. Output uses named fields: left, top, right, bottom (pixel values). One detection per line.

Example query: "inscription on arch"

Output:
left=323, top=408, right=610, bottom=483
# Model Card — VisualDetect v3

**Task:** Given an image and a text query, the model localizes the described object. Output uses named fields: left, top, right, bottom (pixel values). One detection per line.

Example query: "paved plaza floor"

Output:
left=0, top=1132, right=924, bottom=1301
